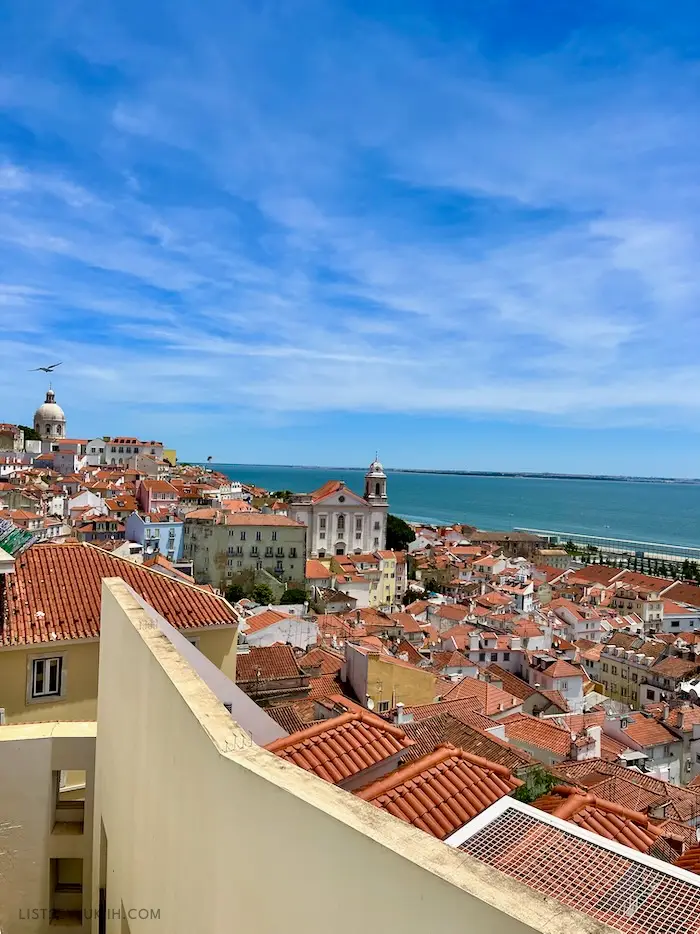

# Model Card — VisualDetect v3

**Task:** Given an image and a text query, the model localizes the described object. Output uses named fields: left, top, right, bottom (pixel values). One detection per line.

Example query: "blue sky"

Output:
left=2, top=0, right=700, bottom=476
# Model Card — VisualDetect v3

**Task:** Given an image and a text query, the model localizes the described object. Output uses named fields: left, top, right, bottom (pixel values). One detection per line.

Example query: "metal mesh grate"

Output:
left=458, top=808, right=700, bottom=934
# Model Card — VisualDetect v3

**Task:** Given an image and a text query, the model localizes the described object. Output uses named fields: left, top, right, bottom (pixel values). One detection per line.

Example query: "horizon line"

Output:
left=191, top=462, right=700, bottom=484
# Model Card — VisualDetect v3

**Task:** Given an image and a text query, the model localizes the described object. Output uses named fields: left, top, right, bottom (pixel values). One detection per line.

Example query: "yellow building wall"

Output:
left=92, top=577, right=578, bottom=934
left=380, top=558, right=396, bottom=607
left=366, top=655, right=437, bottom=709
left=0, top=627, right=236, bottom=724
left=163, top=448, right=177, bottom=464
left=194, top=626, right=237, bottom=681
left=0, top=641, right=100, bottom=724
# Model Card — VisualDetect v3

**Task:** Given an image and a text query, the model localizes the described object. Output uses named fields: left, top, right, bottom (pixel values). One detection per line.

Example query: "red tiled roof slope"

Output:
left=235, top=645, right=304, bottom=682
left=2, top=542, right=237, bottom=645
left=266, top=711, right=415, bottom=784
left=355, top=743, right=522, bottom=839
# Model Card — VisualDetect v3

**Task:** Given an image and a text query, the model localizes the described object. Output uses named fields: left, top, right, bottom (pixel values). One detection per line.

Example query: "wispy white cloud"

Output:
left=1, top=0, right=700, bottom=464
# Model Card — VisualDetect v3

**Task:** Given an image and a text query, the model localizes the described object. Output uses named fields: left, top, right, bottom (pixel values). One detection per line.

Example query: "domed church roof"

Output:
left=34, top=389, right=66, bottom=423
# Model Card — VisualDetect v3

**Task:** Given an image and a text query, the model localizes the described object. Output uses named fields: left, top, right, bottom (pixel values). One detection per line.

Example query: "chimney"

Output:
left=469, top=633, right=480, bottom=652
left=510, top=636, right=522, bottom=651
left=586, top=725, right=601, bottom=759
left=662, top=702, right=670, bottom=722
left=393, top=702, right=414, bottom=726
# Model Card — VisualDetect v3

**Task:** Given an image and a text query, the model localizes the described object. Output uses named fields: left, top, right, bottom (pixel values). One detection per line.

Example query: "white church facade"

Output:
left=288, top=460, right=389, bottom=558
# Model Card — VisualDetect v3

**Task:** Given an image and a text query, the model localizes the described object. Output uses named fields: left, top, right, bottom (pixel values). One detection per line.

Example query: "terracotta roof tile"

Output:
left=651, top=656, right=700, bottom=679
left=266, top=711, right=415, bottom=784
left=622, top=712, right=678, bottom=748
left=532, top=785, right=662, bottom=853
left=1, top=541, right=237, bottom=645
left=544, top=658, right=583, bottom=679
left=355, top=743, right=522, bottom=839
left=663, top=581, right=700, bottom=609
left=570, top=565, right=621, bottom=586
left=265, top=704, right=308, bottom=734
left=243, top=609, right=297, bottom=634
left=394, top=697, right=484, bottom=721
left=674, top=844, right=700, bottom=875
left=441, top=676, right=522, bottom=715
left=305, top=559, right=332, bottom=579
left=400, top=711, right=533, bottom=770
left=235, top=645, right=304, bottom=682
left=485, top=664, right=538, bottom=700
left=554, top=758, right=700, bottom=823
left=297, top=646, right=344, bottom=675
left=501, top=713, right=573, bottom=756
left=307, top=672, right=345, bottom=699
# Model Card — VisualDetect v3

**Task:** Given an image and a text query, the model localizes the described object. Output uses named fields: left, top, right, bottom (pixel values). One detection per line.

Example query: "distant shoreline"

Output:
left=198, top=463, right=700, bottom=485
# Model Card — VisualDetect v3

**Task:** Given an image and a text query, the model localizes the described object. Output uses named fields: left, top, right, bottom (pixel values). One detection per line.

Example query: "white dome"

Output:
left=34, top=389, right=66, bottom=434
left=366, top=458, right=386, bottom=476
left=35, top=401, right=65, bottom=421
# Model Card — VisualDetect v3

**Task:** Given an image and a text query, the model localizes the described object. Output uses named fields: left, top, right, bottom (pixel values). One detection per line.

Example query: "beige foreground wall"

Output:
left=92, top=578, right=606, bottom=934
left=0, top=722, right=95, bottom=934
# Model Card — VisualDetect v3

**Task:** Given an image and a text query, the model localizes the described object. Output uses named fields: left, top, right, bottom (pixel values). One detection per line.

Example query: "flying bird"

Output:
left=29, top=362, right=63, bottom=373
left=207, top=456, right=213, bottom=462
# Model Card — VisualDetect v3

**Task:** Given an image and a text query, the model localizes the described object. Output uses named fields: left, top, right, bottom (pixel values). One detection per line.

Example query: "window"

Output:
left=377, top=700, right=389, bottom=713
left=490, top=652, right=498, bottom=662
left=632, top=673, right=638, bottom=682
left=602, top=663, right=608, bottom=672
left=290, top=548, right=297, bottom=558
left=561, top=681, right=568, bottom=690
left=32, top=656, right=63, bottom=698
left=265, top=547, right=273, bottom=557
left=503, top=652, right=510, bottom=661
left=272, top=531, right=277, bottom=541
left=611, top=666, right=618, bottom=676
left=337, top=515, right=345, bottom=532
left=240, top=531, right=246, bottom=541
left=319, top=532, right=326, bottom=539
left=374, top=521, right=380, bottom=531
left=479, top=652, right=486, bottom=661
left=256, top=531, right=262, bottom=541
left=663, top=745, right=671, bottom=757
left=355, top=517, right=362, bottom=531
left=251, top=546, right=258, bottom=556
left=356, top=532, right=362, bottom=540
left=319, top=517, right=326, bottom=530
left=672, top=620, right=680, bottom=628
left=185, top=635, right=200, bottom=648
left=646, top=689, right=655, bottom=700
left=318, top=550, right=326, bottom=558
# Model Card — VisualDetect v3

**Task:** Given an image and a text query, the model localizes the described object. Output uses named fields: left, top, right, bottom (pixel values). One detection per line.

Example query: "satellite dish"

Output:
left=366, top=697, right=375, bottom=710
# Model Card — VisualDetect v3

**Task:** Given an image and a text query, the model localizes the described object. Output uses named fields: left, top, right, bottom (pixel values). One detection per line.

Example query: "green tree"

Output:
left=272, top=490, right=293, bottom=502
left=225, top=583, right=247, bottom=603
left=564, top=539, right=577, bottom=555
left=512, top=766, right=558, bottom=804
left=18, top=424, right=41, bottom=442
left=252, top=584, right=275, bottom=605
left=386, top=514, right=416, bottom=551
left=659, top=562, right=669, bottom=577
left=280, top=588, right=307, bottom=605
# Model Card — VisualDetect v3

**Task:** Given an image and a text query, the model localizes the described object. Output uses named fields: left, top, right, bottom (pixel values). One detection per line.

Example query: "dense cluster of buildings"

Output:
left=3, top=391, right=700, bottom=930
